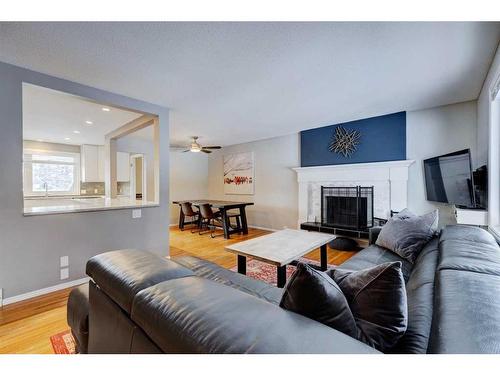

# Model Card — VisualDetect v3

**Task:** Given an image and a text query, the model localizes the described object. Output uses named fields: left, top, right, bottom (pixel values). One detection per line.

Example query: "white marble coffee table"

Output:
left=225, top=229, right=335, bottom=287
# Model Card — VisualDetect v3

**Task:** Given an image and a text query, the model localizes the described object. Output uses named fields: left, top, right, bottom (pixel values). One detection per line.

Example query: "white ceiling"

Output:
left=3, top=22, right=499, bottom=147
left=23, top=84, right=143, bottom=145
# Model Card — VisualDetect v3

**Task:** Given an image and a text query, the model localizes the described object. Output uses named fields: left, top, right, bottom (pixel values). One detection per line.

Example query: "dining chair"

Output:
left=198, top=203, right=224, bottom=238
left=180, top=202, right=200, bottom=233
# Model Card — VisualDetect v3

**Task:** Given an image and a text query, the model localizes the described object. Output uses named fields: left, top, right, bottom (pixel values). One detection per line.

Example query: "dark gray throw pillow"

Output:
left=328, top=261, right=408, bottom=352
left=279, top=262, right=358, bottom=338
left=375, top=208, right=438, bottom=263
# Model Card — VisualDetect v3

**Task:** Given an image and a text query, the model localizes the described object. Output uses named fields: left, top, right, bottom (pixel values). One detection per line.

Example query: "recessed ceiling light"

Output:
left=85, top=120, right=93, bottom=125
left=101, top=107, right=111, bottom=112
left=73, top=130, right=81, bottom=134
left=64, top=137, right=71, bottom=141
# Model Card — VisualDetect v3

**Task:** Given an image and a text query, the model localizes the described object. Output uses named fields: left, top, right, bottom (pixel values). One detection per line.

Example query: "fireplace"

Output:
left=321, top=186, right=374, bottom=230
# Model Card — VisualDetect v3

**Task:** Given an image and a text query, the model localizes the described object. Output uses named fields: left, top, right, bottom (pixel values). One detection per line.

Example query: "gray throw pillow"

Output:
left=280, top=262, right=358, bottom=338
left=328, top=261, right=408, bottom=352
left=375, top=208, right=438, bottom=263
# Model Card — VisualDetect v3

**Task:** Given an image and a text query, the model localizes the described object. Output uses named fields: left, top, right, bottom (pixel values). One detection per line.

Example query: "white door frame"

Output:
left=130, top=153, right=147, bottom=201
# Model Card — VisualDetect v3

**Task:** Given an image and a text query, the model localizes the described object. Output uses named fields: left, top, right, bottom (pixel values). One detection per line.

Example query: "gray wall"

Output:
left=0, top=61, right=170, bottom=299
left=406, top=101, right=477, bottom=226
left=207, top=134, right=300, bottom=230
left=169, top=151, right=209, bottom=225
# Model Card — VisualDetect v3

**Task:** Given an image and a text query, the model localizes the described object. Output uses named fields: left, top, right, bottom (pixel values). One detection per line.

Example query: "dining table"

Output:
left=172, top=199, right=254, bottom=239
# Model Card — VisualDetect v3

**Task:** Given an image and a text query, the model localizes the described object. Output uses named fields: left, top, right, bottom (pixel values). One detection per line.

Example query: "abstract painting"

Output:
left=223, top=152, right=254, bottom=195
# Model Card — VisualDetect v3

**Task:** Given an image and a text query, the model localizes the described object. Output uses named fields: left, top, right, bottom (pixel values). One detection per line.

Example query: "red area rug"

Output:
left=50, top=330, right=76, bottom=354
left=230, top=257, right=323, bottom=286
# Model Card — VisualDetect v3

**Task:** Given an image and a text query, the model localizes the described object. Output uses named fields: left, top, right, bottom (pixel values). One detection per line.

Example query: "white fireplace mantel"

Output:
left=292, top=160, right=415, bottom=226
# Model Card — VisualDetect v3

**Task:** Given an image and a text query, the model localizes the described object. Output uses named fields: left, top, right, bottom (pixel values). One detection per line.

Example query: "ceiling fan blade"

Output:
left=182, top=149, right=191, bottom=153
left=201, top=149, right=212, bottom=154
left=202, top=146, right=222, bottom=150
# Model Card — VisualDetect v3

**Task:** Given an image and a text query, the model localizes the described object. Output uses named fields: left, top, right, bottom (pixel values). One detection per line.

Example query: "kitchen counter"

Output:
left=23, top=196, right=159, bottom=216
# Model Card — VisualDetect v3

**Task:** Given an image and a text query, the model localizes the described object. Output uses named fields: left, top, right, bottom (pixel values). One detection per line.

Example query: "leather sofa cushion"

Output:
left=131, top=276, right=379, bottom=354
left=86, top=249, right=194, bottom=313
left=172, top=255, right=282, bottom=304
left=438, top=239, right=500, bottom=276
left=67, top=283, right=90, bottom=353
left=439, top=224, right=497, bottom=244
left=280, top=263, right=358, bottom=338
left=338, top=245, right=413, bottom=283
left=428, top=269, right=500, bottom=353
left=390, top=238, right=439, bottom=353
left=428, top=225, right=500, bottom=353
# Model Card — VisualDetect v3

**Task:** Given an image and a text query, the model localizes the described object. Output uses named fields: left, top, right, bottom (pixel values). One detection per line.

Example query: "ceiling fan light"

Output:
left=191, top=148, right=201, bottom=152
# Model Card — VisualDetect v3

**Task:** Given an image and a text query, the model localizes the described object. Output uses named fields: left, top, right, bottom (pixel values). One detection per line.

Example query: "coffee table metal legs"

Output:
left=237, top=255, right=246, bottom=275
left=320, top=244, right=328, bottom=271
left=277, top=265, right=287, bottom=288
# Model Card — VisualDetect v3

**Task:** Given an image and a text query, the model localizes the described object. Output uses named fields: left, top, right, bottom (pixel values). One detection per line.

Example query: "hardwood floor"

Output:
left=169, top=226, right=361, bottom=268
left=0, top=226, right=362, bottom=354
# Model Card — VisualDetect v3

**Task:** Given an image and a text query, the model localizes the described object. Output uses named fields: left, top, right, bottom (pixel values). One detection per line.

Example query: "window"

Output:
left=23, top=149, right=80, bottom=196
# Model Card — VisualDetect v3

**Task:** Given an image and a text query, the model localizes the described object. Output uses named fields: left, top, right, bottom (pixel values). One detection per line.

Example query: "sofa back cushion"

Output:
left=86, top=249, right=194, bottom=313
left=131, top=277, right=379, bottom=354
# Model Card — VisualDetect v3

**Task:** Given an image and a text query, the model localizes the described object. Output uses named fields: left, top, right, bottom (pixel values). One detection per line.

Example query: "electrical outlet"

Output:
left=94, top=188, right=98, bottom=194
left=60, top=256, right=69, bottom=268
left=81, top=189, right=87, bottom=194
left=132, top=209, right=142, bottom=219
left=60, top=268, right=69, bottom=280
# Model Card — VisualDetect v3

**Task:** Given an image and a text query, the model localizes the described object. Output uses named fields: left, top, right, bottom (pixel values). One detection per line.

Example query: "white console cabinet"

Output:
left=455, top=207, right=488, bottom=226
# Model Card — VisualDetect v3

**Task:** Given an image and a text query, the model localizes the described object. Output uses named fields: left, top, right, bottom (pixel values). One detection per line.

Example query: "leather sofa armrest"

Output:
left=369, top=226, right=383, bottom=245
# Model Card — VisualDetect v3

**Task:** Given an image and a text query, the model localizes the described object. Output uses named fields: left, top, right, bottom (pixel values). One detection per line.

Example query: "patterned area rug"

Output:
left=50, top=330, right=76, bottom=354
left=230, top=257, right=324, bottom=286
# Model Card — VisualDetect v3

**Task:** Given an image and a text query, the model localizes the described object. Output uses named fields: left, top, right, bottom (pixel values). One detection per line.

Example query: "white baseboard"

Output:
left=1, top=277, right=90, bottom=306
left=169, top=223, right=278, bottom=232
left=248, top=225, right=278, bottom=232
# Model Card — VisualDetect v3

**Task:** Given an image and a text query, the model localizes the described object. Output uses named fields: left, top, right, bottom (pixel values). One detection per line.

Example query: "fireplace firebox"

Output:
left=321, top=186, right=374, bottom=230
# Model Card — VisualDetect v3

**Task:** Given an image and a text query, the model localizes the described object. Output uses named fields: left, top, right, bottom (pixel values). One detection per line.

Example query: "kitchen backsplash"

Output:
left=80, top=182, right=105, bottom=196
left=117, top=181, right=130, bottom=196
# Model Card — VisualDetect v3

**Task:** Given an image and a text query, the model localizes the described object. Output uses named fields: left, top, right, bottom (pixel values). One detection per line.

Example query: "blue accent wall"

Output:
left=300, top=112, right=406, bottom=167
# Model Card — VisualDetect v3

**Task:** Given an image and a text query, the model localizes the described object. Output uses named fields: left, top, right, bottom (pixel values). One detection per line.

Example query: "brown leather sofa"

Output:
left=68, top=225, right=500, bottom=354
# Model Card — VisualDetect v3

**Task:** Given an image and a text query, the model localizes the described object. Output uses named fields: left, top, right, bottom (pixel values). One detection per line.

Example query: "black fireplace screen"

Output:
left=321, top=186, right=374, bottom=230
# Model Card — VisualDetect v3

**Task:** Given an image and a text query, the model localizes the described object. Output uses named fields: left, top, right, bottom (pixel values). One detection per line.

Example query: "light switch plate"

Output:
left=132, top=209, right=142, bottom=219
left=60, top=268, right=69, bottom=280
left=60, top=256, right=69, bottom=268
left=81, top=189, right=87, bottom=194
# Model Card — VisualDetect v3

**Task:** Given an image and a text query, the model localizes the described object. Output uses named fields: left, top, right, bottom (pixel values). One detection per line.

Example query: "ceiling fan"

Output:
left=181, top=136, right=222, bottom=154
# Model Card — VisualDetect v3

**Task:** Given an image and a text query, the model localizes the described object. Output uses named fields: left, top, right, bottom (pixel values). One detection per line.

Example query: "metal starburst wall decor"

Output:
left=329, top=125, right=361, bottom=157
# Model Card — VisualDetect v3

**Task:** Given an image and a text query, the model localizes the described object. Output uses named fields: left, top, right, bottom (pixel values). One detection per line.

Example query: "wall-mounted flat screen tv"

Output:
left=423, top=149, right=476, bottom=208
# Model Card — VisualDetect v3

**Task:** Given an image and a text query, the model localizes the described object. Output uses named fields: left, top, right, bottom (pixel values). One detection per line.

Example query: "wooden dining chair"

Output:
left=180, top=202, right=200, bottom=233
left=198, top=203, right=224, bottom=238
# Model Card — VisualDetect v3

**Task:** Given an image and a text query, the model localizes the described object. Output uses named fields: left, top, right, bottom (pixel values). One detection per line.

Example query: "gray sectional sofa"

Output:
left=67, top=225, right=500, bottom=354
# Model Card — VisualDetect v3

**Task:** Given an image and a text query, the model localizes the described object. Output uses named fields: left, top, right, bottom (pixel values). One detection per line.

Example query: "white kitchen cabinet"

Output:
left=117, top=151, right=130, bottom=182
left=81, top=144, right=100, bottom=182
